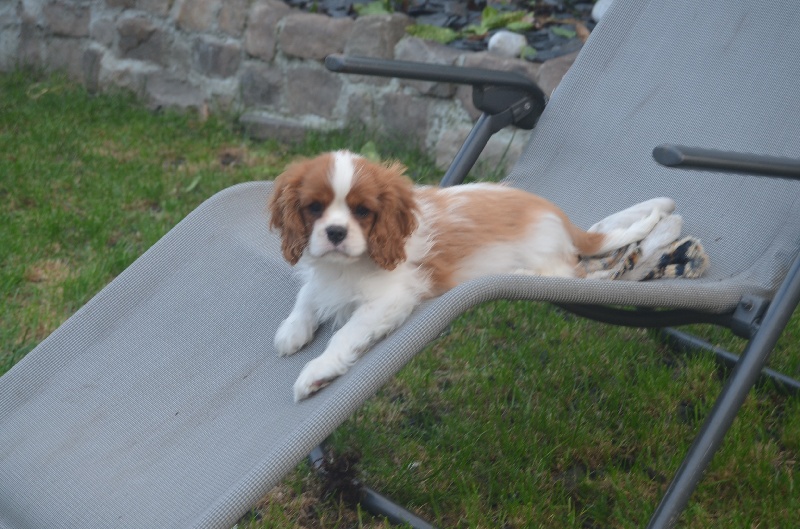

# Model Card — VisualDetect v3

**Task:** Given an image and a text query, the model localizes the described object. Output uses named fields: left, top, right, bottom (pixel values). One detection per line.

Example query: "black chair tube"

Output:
left=359, top=486, right=437, bottom=529
left=439, top=112, right=512, bottom=187
left=647, top=253, right=800, bottom=529
left=660, top=328, right=800, bottom=395
left=325, top=54, right=543, bottom=97
left=653, top=144, right=800, bottom=179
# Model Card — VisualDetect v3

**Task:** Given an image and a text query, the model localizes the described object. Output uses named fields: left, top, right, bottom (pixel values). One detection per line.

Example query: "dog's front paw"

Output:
left=274, top=316, right=314, bottom=357
left=293, top=355, right=348, bottom=401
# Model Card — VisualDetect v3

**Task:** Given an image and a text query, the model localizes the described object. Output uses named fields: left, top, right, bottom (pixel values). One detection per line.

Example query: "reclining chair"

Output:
left=2, top=0, right=799, bottom=528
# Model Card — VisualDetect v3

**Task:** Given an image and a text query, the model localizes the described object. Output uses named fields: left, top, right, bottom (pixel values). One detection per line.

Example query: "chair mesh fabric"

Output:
left=2, top=0, right=799, bottom=527
left=505, top=0, right=800, bottom=297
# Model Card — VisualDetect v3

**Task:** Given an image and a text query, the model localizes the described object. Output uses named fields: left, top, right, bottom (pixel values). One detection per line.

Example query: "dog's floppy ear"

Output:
left=367, top=161, right=418, bottom=270
left=269, top=161, right=310, bottom=265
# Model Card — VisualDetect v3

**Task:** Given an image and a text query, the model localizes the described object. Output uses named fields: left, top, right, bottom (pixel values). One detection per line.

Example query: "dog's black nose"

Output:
left=326, top=225, right=347, bottom=245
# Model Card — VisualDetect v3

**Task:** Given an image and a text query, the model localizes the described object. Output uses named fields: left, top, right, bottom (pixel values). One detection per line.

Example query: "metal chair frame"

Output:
left=319, top=54, right=800, bottom=529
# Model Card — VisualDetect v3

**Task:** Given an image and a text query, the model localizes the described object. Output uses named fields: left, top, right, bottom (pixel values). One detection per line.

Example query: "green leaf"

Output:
left=406, top=24, right=459, bottom=44
left=482, top=9, right=527, bottom=30
left=359, top=140, right=381, bottom=163
left=481, top=5, right=499, bottom=21
left=506, top=20, right=534, bottom=32
left=551, top=25, right=577, bottom=39
left=462, top=23, right=489, bottom=37
left=184, top=175, right=201, bottom=193
left=354, top=1, right=391, bottom=16
left=521, top=45, right=537, bottom=61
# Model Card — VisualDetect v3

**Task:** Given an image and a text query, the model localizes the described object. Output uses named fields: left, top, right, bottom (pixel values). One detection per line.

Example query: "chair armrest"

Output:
left=325, top=54, right=547, bottom=130
left=325, top=54, right=548, bottom=185
left=653, top=144, right=800, bottom=179
left=325, top=54, right=541, bottom=92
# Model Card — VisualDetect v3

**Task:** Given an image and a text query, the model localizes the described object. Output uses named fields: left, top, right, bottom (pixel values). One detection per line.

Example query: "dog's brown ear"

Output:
left=269, top=162, right=310, bottom=265
left=367, top=161, right=418, bottom=270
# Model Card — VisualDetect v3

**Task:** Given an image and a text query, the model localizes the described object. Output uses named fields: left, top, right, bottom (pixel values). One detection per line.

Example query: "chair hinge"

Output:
left=730, top=294, right=770, bottom=338
left=510, top=97, right=537, bottom=126
left=472, top=85, right=542, bottom=129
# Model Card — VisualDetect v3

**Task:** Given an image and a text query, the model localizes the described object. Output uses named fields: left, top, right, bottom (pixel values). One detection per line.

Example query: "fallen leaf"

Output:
left=575, top=22, right=591, bottom=43
left=184, top=175, right=202, bottom=193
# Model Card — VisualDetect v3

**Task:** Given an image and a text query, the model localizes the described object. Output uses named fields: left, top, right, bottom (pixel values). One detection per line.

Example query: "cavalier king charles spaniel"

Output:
left=269, top=150, right=674, bottom=401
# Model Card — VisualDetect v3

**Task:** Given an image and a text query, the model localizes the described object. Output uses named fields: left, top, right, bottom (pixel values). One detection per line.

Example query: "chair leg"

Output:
left=647, top=257, right=800, bottom=529
left=359, top=486, right=437, bottom=529
left=439, top=111, right=513, bottom=187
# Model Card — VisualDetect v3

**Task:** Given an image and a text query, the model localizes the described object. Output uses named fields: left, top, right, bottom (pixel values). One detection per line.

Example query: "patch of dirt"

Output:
left=216, top=146, right=285, bottom=172
left=243, top=447, right=400, bottom=528
left=218, top=146, right=248, bottom=167
left=88, top=139, right=140, bottom=162
left=24, top=258, right=71, bottom=284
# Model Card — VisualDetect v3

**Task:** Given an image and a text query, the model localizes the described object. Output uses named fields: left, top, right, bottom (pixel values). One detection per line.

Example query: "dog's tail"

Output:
left=569, top=197, right=676, bottom=257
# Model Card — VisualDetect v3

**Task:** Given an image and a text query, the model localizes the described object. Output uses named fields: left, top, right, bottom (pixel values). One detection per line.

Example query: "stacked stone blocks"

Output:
left=0, top=0, right=578, bottom=168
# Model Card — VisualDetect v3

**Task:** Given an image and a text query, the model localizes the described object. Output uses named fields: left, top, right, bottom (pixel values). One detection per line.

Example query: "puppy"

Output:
left=269, top=150, right=674, bottom=401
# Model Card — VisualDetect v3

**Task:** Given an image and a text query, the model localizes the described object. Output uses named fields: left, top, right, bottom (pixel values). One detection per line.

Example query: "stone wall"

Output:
left=0, top=0, right=578, bottom=169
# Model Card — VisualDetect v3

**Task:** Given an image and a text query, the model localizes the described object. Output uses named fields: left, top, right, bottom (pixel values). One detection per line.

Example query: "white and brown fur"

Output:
left=269, top=150, right=674, bottom=400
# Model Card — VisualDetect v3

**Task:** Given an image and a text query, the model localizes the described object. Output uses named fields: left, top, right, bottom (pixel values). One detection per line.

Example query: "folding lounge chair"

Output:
left=2, top=0, right=799, bottom=528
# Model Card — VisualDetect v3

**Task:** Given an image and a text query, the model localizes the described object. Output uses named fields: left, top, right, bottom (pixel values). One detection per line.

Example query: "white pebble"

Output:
left=592, top=0, right=614, bottom=22
left=487, top=30, right=528, bottom=59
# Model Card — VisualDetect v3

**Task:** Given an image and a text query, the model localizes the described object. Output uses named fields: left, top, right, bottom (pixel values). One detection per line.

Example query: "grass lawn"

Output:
left=1, top=70, right=798, bottom=528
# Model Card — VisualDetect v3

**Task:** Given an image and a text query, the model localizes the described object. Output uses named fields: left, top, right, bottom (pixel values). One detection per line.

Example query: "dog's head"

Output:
left=268, top=151, right=418, bottom=270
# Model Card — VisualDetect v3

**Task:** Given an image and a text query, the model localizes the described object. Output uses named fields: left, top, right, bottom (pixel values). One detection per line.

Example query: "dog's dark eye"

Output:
left=307, top=202, right=323, bottom=216
left=353, top=205, right=371, bottom=218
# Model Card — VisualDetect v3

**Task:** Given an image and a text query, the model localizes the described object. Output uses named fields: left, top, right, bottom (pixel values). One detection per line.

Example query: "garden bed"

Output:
left=283, top=0, right=596, bottom=61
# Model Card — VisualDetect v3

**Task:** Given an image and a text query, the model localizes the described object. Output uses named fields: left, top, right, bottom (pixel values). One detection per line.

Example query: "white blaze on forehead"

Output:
left=325, top=151, right=358, bottom=225
left=329, top=150, right=357, bottom=199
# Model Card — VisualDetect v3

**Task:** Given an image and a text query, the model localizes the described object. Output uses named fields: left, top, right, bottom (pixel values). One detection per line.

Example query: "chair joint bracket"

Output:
left=731, top=294, right=770, bottom=338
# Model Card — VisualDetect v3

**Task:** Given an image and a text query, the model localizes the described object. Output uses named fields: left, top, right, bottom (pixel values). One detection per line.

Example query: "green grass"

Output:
left=2, top=70, right=799, bottom=528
